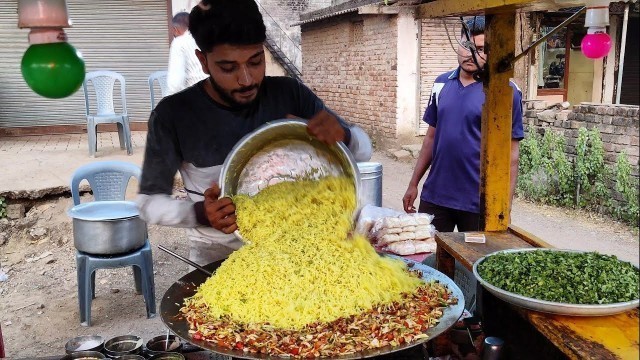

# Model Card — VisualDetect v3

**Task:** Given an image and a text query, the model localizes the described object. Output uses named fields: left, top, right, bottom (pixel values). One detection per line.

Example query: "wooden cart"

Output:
left=415, top=1, right=639, bottom=358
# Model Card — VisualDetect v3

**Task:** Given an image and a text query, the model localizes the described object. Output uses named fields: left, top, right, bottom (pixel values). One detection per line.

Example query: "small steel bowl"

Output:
left=147, top=353, right=185, bottom=360
left=60, top=351, right=106, bottom=360
left=114, top=355, right=145, bottom=360
left=103, top=335, right=144, bottom=357
left=65, top=335, right=104, bottom=354
left=145, top=334, right=183, bottom=356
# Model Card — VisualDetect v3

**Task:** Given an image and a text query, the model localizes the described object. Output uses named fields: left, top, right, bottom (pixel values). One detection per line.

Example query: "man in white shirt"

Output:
left=166, top=12, right=208, bottom=95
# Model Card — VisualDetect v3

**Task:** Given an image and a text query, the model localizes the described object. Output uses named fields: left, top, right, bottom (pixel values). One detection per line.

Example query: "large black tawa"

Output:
left=160, top=257, right=464, bottom=359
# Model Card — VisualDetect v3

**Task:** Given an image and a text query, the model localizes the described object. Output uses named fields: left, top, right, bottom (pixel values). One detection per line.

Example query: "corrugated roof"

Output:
left=293, top=0, right=385, bottom=26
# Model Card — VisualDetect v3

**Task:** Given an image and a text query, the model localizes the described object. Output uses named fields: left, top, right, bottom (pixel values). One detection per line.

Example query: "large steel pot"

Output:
left=68, top=201, right=147, bottom=255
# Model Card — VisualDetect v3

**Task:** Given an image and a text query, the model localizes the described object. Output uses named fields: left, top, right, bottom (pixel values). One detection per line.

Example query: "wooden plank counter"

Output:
left=435, top=231, right=640, bottom=360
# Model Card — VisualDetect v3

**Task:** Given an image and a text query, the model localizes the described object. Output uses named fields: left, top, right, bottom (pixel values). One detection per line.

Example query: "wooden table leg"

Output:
left=436, top=244, right=455, bottom=279
left=431, top=245, right=457, bottom=357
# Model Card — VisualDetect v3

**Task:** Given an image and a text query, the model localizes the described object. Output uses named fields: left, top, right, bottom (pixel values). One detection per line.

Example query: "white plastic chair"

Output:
left=148, top=71, right=169, bottom=110
left=82, top=71, right=133, bottom=157
left=69, top=161, right=155, bottom=326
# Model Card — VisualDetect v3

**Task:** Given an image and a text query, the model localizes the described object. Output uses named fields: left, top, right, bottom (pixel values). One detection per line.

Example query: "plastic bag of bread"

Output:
left=385, top=238, right=436, bottom=255
left=355, top=205, right=403, bottom=235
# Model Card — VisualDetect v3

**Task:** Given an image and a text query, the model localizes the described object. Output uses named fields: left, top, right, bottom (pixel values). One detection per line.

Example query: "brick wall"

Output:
left=259, top=0, right=332, bottom=42
left=302, top=15, right=398, bottom=144
left=523, top=101, right=640, bottom=167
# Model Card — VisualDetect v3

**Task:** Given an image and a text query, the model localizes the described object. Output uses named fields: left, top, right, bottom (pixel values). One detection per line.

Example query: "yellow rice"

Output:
left=186, top=176, right=422, bottom=329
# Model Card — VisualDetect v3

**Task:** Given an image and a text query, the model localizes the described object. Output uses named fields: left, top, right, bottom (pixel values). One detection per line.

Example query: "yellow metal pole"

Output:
left=480, top=13, right=516, bottom=232
left=415, top=0, right=558, bottom=18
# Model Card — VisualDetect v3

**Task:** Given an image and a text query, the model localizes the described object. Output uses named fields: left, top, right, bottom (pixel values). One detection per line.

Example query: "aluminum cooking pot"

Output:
left=68, top=201, right=147, bottom=255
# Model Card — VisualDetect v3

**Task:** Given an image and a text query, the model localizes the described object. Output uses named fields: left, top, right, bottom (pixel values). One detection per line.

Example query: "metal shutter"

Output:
left=0, top=0, right=169, bottom=128
left=418, top=17, right=459, bottom=135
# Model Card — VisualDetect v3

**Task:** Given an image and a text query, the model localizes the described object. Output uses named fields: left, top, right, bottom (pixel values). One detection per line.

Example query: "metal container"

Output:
left=357, top=162, right=383, bottom=207
left=114, top=356, right=145, bottom=360
left=482, top=337, right=505, bottom=360
left=473, top=248, right=640, bottom=316
left=219, top=119, right=362, bottom=240
left=103, top=335, right=144, bottom=358
left=60, top=351, right=105, bottom=360
left=145, top=334, right=183, bottom=356
left=68, top=201, right=147, bottom=255
left=147, top=354, right=185, bottom=360
left=65, top=335, right=104, bottom=354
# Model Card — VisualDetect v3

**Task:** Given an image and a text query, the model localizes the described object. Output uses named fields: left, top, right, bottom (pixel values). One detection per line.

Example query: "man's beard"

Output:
left=209, top=76, right=259, bottom=109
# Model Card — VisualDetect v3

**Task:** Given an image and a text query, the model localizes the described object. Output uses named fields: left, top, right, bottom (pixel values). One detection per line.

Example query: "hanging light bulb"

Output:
left=18, top=0, right=85, bottom=99
left=581, top=0, right=612, bottom=59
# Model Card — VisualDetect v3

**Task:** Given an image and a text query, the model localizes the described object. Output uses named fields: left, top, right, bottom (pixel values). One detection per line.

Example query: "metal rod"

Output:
left=157, top=245, right=212, bottom=276
left=616, top=3, right=629, bottom=104
left=513, top=7, right=586, bottom=64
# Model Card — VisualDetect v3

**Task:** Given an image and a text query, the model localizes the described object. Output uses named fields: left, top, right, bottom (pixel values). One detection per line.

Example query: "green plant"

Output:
left=613, top=153, right=639, bottom=226
left=0, top=196, right=7, bottom=219
left=517, top=130, right=573, bottom=206
left=574, top=128, right=610, bottom=211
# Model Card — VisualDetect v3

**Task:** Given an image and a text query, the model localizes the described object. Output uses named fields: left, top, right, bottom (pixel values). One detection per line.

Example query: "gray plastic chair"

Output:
left=82, top=71, right=133, bottom=157
left=148, top=70, right=169, bottom=110
left=70, top=161, right=155, bottom=326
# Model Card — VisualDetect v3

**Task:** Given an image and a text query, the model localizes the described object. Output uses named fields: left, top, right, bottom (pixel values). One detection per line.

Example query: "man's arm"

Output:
left=403, top=126, right=436, bottom=212
left=136, top=109, right=199, bottom=228
left=509, top=139, right=520, bottom=211
left=166, top=39, right=187, bottom=95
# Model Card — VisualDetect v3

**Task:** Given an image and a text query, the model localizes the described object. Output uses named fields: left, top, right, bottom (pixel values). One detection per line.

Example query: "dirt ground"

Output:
left=0, top=152, right=638, bottom=358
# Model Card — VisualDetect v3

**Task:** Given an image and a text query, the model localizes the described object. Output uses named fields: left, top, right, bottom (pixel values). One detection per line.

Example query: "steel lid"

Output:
left=67, top=201, right=140, bottom=221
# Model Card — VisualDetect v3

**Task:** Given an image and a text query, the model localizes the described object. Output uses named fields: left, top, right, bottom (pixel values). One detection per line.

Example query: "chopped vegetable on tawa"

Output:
left=180, top=176, right=457, bottom=357
left=478, top=250, right=640, bottom=304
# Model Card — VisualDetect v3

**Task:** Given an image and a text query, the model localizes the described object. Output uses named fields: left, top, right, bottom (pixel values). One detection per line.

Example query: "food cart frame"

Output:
left=414, top=0, right=639, bottom=358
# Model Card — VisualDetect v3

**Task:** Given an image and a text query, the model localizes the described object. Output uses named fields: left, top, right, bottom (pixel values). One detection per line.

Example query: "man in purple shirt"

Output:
left=402, top=17, right=524, bottom=232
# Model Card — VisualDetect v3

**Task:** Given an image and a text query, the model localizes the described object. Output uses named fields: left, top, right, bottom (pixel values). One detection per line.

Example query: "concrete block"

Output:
left=602, top=116, right=613, bottom=125
left=628, top=107, right=639, bottom=117
left=537, top=109, right=557, bottom=122
left=626, top=127, right=639, bottom=136
left=585, top=114, right=596, bottom=122
left=615, top=107, right=628, bottom=116
left=533, top=101, right=547, bottom=110
left=631, top=136, right=639, bottom=146
left=606, top=107, right=616, bottom=116
left=556, top=110, right=571, bottom=121
left=597, top=124, right=616, bottom=134
left=401, top=144, right=422, bottom=157
left=6, top=204, right=25, bottom=220
left=612, top=117, right=627, bottom=126
left=392, top=150, right=413, bottom=161
left=616, top=135, right=632, bottom=145
left=595, top=106, right=608, bottom=115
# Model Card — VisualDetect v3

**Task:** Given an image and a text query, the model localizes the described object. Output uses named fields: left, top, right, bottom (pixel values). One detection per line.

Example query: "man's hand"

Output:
left=402, top=185, right=418, bottom=213
left=306, top=110, right=346, bottom=144
left=203, top=183, right=238, bottom=234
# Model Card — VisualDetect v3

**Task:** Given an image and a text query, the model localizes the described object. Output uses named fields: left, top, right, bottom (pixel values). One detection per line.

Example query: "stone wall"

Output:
left=301, top=14, right=398, bottom=143
left=523, top=101, right=640, bottom=167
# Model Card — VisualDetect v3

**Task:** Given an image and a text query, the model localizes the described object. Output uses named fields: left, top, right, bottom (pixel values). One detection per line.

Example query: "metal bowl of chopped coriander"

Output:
left=473, top=248, right=639, bottom=316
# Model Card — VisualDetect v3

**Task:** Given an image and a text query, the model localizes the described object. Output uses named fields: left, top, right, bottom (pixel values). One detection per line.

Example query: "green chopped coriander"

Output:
left=478, top=250, right=640, bottom=304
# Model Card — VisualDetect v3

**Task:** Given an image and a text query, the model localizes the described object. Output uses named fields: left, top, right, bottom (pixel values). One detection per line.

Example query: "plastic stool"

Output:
left=76, top=240, right=156, bottom=326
